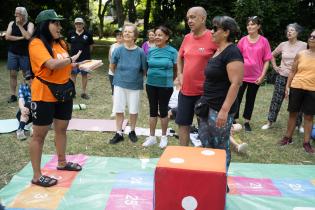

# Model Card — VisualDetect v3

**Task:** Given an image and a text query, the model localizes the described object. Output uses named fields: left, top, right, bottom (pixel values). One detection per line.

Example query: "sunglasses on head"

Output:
left=309, top=35, right=315, bottom=40
left=248, top=16, right=258, bottom=20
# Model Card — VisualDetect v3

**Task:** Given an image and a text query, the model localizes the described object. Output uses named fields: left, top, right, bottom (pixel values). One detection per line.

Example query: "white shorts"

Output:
left=113, top=86, right=141, bottom=114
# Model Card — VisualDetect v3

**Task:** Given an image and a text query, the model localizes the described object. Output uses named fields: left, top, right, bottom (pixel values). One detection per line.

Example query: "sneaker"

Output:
left=109, top=133, right=124, bottom=144
left=81, top=93, right=90, bottom=100
left=279, top=136, right=293, bottom=146
left=7, top=95, right=17, bottom=103
left=303, top=142, right=314, bottom=154
left=16, top=129, right=27, bottom=140
left=261, top=123, right=272, bottom=130
left=298, top=126, right=304, bottom=134
left=159, top=136, right=168, bottom=148
left=142, top=136, right=157, bottom=147
left=128, top=131, right=138, bottom=143
left=237, top=143, right=248, bottom=153
left=244, top=122, right=252, bottom=132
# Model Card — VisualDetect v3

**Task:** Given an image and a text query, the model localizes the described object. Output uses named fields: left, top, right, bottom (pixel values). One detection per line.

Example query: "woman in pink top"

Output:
left=235, top=16, right=272, bottom=131
left=261, top=23, right=307, bottom=130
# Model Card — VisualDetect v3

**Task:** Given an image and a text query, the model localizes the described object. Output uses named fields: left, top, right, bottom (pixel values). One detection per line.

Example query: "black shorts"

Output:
left=30, top=100, right=73, bottom=126
left=175, top=92, right=201, bottom=126
left=288, top=88, right=315, bottom=115
left=16, top=102, right=32, bottom=124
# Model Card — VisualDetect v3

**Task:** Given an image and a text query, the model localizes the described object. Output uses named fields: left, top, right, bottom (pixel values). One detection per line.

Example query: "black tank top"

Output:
left=8, top=21, right=30, bottom=55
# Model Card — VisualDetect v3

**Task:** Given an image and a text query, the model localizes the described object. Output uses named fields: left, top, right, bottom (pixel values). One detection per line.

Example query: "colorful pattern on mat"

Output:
left=0, top=155, right=314, bottom=210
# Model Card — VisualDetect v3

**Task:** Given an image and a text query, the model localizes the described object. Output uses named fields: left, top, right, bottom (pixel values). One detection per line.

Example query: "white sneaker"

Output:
left=159, top=136, right=168, bottom=148
left=142, top=136, right=157, bottom=147
left=16, top=129, right=27, bottom=140
left=237, top=143, right=248, bottom=153
left=261, top=123, right=271, bottom=130
left=298, top=126, right=304, bottom=133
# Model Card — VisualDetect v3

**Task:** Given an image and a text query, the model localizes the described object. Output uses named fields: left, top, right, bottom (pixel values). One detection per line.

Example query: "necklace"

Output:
left=214, top=43, right=232, bottom=57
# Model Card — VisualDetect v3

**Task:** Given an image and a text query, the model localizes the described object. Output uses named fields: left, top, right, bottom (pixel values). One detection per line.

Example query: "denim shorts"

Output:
left=71, top=67, right=89, bottom=75
left=7, top=51, right=31, bottom=75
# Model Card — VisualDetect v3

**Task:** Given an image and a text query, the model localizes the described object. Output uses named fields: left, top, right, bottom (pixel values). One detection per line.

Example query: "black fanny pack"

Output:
left=194, top=97, right=209, bottom=118
left=36, top=77, right=76, bottom=102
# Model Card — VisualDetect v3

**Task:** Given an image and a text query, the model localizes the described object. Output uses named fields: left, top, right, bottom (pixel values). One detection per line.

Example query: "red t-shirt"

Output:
left=178, top=30, right=217, bottom=96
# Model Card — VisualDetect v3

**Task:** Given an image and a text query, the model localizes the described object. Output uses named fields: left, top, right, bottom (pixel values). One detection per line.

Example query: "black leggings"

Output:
left=146, top=84, right=173, bottom=118
left=235, top=81, right=260, bottom=120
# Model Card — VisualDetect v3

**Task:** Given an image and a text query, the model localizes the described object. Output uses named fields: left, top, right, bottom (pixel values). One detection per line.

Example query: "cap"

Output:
left=74, top=17, right=84, bottom=24
left=35, top=9, right=64, bottom=24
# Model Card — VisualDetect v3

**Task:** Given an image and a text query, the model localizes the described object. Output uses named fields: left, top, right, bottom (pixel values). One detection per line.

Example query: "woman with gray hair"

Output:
left=261, top=23, right=307, bottom=130
left=198, top=16, right=244, bottom=178
left=5, top=7, right=34, bottom=103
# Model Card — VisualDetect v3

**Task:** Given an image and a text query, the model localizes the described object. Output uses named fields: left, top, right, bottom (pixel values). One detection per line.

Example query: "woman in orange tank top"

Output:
left=279, top=30, right=315, bottom=154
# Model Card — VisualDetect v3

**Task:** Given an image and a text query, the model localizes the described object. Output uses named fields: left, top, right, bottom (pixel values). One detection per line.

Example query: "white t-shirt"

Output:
left=108, top=43, right=121, bottom=75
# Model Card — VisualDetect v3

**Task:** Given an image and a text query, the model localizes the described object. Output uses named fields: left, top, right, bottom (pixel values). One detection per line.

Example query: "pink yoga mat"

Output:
left=67, top=119, right=128, bottom=132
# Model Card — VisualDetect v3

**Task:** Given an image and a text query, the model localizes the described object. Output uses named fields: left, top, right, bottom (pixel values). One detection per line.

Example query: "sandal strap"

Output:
left=39, top=175, right=56, bottom=184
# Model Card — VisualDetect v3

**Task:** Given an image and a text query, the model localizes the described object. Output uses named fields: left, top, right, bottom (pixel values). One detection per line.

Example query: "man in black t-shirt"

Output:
left=67, top=17, right=94, bottom=99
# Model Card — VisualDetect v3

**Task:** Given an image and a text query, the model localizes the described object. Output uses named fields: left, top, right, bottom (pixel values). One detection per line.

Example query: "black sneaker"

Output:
left=226, top=184, right=230, bottom=193
left=128, top=131, right=138, bottom=142
left=81, top=93, right=90, bottom=100
left=109, top=133, right=124, bottom=144
left=7, top=95, right=17, bottom=103
left=244, top=122, right=252, bottom=132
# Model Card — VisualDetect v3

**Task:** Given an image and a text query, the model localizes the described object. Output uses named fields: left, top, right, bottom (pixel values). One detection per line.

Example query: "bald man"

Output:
left=176, top=7, right=217, bottom=146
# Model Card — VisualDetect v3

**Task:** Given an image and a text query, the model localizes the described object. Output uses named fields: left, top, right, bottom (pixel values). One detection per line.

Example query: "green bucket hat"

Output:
left=35, top=9, right=64, bottom=24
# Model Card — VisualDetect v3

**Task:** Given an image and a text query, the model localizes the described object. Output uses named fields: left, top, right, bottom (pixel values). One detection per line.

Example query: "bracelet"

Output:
left=69, top=57, right=73, bottom=63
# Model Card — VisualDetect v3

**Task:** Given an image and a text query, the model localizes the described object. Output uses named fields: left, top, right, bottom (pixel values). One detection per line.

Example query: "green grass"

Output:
left=0, top=41, right=314, bottom=189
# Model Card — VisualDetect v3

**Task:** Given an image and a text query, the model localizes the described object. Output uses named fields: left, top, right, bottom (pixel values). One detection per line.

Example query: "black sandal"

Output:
left=57, top=162, right=82, bottom=171
left=31, top=175, right=58, bottom=187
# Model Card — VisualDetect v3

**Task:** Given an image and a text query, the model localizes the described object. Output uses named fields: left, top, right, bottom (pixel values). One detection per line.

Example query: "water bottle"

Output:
left=73, top=104, right=86, bottom=110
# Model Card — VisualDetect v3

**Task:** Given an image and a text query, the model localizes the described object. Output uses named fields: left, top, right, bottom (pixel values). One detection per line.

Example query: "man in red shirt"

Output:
left=176, top=6, right=217, bottom=146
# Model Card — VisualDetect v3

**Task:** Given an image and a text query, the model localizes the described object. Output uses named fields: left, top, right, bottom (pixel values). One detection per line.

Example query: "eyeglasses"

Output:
left=309, top=35, right=315, bottom=40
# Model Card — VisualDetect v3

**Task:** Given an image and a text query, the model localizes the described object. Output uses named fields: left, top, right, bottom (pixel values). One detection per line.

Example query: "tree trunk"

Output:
left=97, top=0, right=111, bottom=39
left=143, top=0, right=152, bottom=38
left=113, top=0, right=124, bottom=27
left=128, top=0, right=137, bottom=23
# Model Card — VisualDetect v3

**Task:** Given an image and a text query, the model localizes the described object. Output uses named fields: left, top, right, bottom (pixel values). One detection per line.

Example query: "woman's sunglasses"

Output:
left=212, top=25, right=221, bottom=32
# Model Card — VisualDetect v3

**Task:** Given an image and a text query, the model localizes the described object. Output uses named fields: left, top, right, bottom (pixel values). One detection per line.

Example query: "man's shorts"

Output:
left=113, top=86, right=141, bottom=114
left=71, top=67, right=88, bottom=75
left=30, top=100, right=73, bottom=126
left=288, top=87, right=315, bottom=115
left=175, top=92, right=201, bottom=126
left=7, top=51, right=31, bottom=75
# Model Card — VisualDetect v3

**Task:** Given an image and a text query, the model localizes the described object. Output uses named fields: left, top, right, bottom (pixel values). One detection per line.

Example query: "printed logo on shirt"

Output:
left=83, top=35, right=88, bottom=40
left=71, top=36, right=75, bottom=39
left=198, top=47, right=205, bottom=53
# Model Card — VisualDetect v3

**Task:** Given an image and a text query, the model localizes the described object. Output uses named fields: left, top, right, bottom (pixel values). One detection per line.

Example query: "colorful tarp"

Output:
left=0, top=155, right=314, bottom=210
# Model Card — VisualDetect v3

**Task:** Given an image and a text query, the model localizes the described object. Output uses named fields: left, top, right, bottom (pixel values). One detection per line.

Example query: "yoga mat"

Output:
left=1, top=155, right=315, bottom=210
left=0, top=119, right=31, bottom=133
left=67, top=119, right=128, bottom=132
